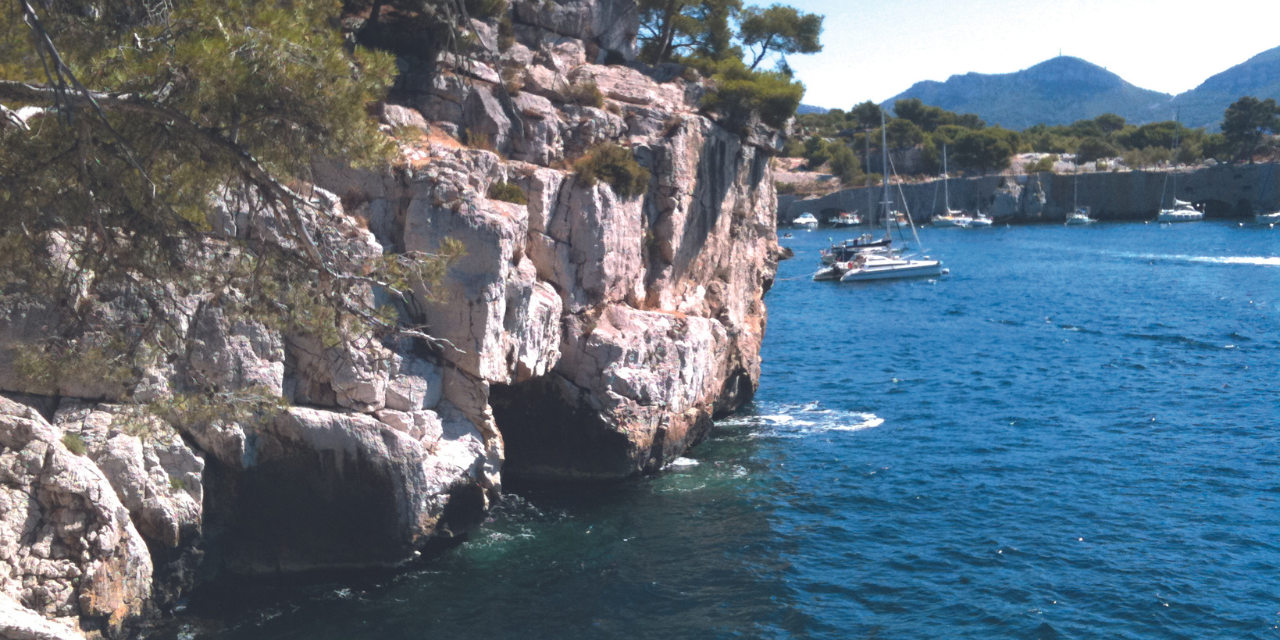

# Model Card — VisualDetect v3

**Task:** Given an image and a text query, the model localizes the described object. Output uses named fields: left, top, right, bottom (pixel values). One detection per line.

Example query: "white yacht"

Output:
left=1254, top=211, right=1280, bottom=224
left=832, top=211, right=862, bottom=227
left=967, top=211, right=993, bottom=227
left=793, top=213, right=819, bottom=229
left=838, top=253, right=944, bottom=282
left=932, top=213, right=971, bottom=227
left=1158, top=199, right=1203, bottom=222
left=1065, top=209, right=1095, bottom=225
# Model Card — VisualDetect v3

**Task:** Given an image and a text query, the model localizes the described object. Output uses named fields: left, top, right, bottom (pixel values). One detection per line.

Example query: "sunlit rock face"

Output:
left=0, top=0, right=783, bottom=635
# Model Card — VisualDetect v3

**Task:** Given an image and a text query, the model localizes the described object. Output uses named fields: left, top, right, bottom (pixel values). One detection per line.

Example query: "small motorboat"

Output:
left=1255, top=211, right=1280, bottom=224
left=793, top=213, right=819, bottom=229
left=831, top=211, right=862, bottom=227
left=812, top=263, right=846, bottom=281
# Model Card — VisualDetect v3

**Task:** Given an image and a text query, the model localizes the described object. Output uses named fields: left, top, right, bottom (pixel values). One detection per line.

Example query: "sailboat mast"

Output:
left=943, top=143, right=950, bottom=212
left=881, top=111, right=891, bottom=238
left=865, top=128, right=873, bottom=229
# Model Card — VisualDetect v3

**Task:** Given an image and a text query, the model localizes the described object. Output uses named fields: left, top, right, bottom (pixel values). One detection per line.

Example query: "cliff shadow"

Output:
left=490, top=375, right=638, bottom=487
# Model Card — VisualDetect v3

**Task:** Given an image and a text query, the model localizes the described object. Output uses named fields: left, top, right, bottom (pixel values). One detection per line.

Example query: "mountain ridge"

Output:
left=877, top=47, right=1280, bottom=131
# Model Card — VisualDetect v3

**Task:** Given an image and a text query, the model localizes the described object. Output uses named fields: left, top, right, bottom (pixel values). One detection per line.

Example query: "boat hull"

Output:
left=1255, top=212, right=1280, bottom=224
left=932, top=217, right=971, bottom=227
left=839, top=260, right=943, bottom=282
left=1157, top=209, right=1203, bottom=222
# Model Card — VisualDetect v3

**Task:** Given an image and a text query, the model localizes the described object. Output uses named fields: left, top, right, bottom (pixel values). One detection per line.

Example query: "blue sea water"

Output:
left=166, top=221, right=1279, bottom=640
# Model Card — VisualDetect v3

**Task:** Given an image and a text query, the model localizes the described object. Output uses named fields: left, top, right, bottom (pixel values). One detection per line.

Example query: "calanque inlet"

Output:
left=0, top=0, right=785, bottom=637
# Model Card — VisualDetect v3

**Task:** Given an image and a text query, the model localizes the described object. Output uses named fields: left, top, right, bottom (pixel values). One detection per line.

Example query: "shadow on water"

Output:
left=155, top=425, right=822, bottom=640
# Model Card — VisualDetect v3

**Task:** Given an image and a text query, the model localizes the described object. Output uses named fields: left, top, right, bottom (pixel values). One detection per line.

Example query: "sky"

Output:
left=780, top=0, right=1280, bottom=109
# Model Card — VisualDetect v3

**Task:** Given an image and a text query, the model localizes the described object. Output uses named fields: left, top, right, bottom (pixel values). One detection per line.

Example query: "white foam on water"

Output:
left=666, top=457, right=699, bottom=468
left=1112, top=251, right=1280, bottom=267
left=732, top=402, right=885, bottom=437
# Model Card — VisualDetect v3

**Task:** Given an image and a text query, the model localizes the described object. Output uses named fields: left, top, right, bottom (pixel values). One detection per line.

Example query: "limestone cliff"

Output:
left=784, top=162, right=1280, bottom=223
left=0, top=0, right=782, bottom=636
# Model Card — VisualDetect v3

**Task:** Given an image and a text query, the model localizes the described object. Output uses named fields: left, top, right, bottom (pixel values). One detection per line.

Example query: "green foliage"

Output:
left=487, top=181, right=528, bottom=205
left=1076, top=137, right=1119, bottom=164
left=1094, top=113, right=1127, bottom=133
left=849, top=101, right=884, bottom=130
left=802, top=135, right=830, bottom=168
left=1022, top=155, right=1058, bottom=173
left=739, top=4, right=823, bottom=71
left=885, top=119, right=925, bottom=149
left=169, top=475, right=188, bottom=492
left=953, top=128, right=1015, bottom=172
left=893, top=98, right=985, bottom=133
left=1122, top=146, right=1173, bottom=169
left=826, top=143, right=863, bottom=185
left=497, top=13, right=516, bottom=51
left=564, top=81, right=605, bottom=108
left=62, top=433, right=87, bottom=456
left=1221, top=96, right=1280, bottom=161
left=700, top=58, right=804, bottom=129
left=574, top=143, right=651, bottom=198
left=780, top=136, right=804, bottom=157
left=148, top=385, right=288, bottom=435
left=638, top=0, right=743, bottom=64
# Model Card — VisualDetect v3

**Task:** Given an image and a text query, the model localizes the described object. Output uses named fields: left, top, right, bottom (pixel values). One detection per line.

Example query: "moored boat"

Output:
left=1255, top=211, right=1280, bottom=224
left=932, top=212, right=972, bottom=227
left=1157, top=200, right=1203, bottom=222
left=838, top=253, right=945, bottom=282
left=793, top=213, right=819, bottom=229
left=831, top=211, right=862, bottom=227
left=967, top=211, right=993, bottom=227
left=820, top=234, right=893, bottom=265
left=1065, top=209, right=1095, bottom=225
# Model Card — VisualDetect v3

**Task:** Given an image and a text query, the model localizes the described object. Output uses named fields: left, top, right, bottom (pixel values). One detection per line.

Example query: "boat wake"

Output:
left=717, top=401, right=885, bottom=438
left=1114, top=252, right=1280, bottom=267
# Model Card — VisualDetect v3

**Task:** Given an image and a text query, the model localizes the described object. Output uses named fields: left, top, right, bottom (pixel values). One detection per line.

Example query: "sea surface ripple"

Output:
left=164, top=221, right=1279, bottom=639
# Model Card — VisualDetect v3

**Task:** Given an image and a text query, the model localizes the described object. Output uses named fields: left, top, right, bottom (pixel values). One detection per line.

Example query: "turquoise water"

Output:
left=165, top=221, right=1280, bottom=639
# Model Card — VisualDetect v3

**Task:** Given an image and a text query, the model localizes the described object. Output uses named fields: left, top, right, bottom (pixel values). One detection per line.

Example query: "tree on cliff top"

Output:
left=738, top=3, right=822, bottom=71
left=1221, top=96, right=1279, bottom=162
left=638, top=0, right=743, bottom=64
left=0, top=0, right=461, bottom=398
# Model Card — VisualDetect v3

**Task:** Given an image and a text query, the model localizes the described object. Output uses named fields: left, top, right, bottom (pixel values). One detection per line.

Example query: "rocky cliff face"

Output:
left=0, top=0, right=781, bottom=636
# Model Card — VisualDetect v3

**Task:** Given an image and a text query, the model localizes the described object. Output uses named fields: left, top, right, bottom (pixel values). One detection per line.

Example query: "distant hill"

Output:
left=883, top=56, right=1173, bottom=129
left=796, top=104, right=828, bottom=115
left=1172, top=45, right=1280, bottom=131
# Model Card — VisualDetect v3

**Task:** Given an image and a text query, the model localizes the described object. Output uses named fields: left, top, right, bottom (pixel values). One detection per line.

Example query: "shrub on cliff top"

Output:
left=564, top=81, right=605, bottom=109
left=699, top=59, right=805, bottom=130
left=574, top=143, right=651, bottom=198
left=488, top=181, right=528, bottom=205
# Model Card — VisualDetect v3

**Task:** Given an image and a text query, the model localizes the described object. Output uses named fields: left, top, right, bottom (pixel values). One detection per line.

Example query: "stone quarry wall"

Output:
left=783, top=162, right=1280, bottom=224
left=0, top=0, right=783, bottom=637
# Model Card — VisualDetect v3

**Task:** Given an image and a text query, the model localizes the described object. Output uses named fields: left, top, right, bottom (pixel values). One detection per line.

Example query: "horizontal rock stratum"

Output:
left=0, top=0, right=783, bottom=636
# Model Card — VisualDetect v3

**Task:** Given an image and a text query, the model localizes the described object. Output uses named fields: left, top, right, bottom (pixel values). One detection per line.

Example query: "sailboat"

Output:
left=838, top=114, right=945, bottom=282
left=932, top=144, right=972, bottom=227
left=1157, top=115, right=1203, bottom=222
left=1065, top=166, right=1095, bottom=225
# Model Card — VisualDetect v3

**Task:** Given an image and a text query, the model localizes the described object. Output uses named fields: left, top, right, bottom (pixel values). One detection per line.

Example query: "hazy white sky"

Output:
left=780, top=0, right=1280, bottom=109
